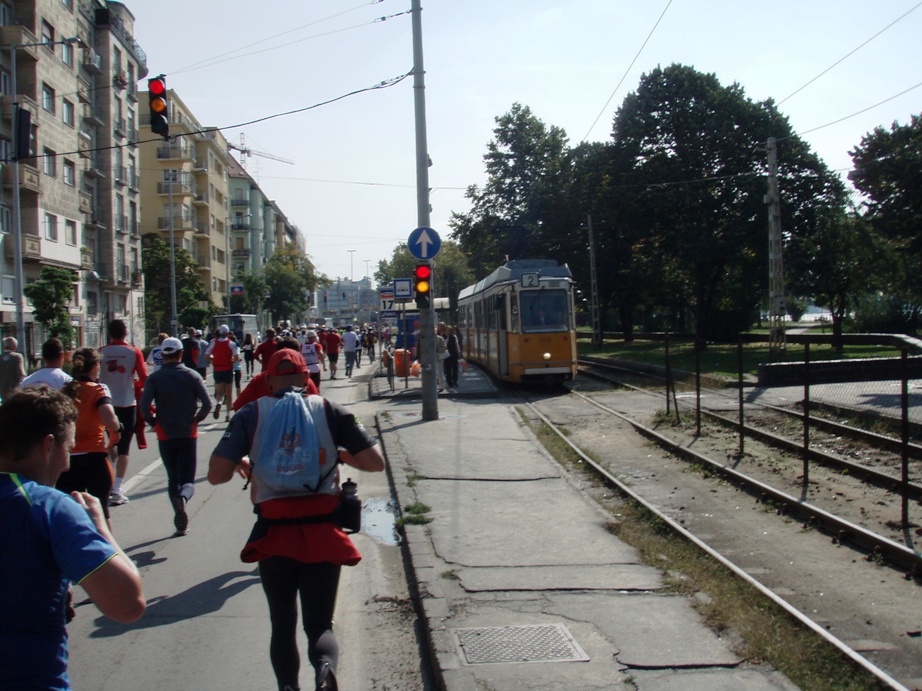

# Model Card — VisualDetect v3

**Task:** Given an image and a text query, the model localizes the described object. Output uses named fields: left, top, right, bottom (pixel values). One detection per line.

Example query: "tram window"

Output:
left=520, top=290, right=569, bottom=333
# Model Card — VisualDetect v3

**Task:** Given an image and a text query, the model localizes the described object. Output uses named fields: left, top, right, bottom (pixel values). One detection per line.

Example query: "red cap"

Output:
left=266, top=349, right=308, bottom=377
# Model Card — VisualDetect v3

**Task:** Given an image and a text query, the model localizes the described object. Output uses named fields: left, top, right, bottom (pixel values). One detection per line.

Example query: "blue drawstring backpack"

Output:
left=253, top=391, right=326, bottom=494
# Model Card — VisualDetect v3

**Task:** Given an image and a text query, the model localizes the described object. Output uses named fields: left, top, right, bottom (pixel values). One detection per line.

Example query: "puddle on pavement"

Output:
left=361, top=497, right=399, bottom=546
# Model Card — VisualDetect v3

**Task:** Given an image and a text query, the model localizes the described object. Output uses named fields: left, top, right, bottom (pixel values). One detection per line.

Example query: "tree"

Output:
left=451, top=104, right=571, bottom=278
left=850, top=114, right=922, bottom=303
left=228, top=270, right=268, bottom=316
left=23, top=266, right=77, bottom=346
left=141, top=233, right=215, bottom=333
left=610, top=63, right=840, bottom=343
left=262, top=246, right=324, bottom=326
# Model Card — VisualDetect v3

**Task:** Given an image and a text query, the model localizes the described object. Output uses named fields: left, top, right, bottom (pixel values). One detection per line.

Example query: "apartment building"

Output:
left=138, top=88, right=233, bottom=311
left=0, top=0, right=146, bottom=355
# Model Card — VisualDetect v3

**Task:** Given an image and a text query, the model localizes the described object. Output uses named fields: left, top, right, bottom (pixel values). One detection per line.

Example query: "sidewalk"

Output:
left=375, top=378, right=798, bottom=690
left=369, top=356, right=498, bottom=400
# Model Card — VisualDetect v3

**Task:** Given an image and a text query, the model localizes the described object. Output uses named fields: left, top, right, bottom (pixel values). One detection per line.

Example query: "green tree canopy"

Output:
left=23, top=266, right=77, bottom=346
left=262, top=246, right=324, bottom=326
left=142, top=233, right=214, bottom=333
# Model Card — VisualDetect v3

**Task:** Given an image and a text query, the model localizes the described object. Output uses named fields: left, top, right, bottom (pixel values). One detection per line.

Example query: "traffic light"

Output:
left=148, top=75, right=169, bottom=137
left=413, top=263, right=431, bottom=309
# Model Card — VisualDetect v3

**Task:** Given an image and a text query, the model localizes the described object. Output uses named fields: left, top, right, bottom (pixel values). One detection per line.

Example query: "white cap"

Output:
left=219, top=325, right=230, bottom=334
left=161, top=337, right=184, bottom=354
left=195, top=329, right=203, bottom=336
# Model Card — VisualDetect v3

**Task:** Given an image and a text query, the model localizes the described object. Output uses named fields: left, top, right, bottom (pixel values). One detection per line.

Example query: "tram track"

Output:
left=513, top=387, right=920, bottom=690
left=578, top=358, right=922, bottom=501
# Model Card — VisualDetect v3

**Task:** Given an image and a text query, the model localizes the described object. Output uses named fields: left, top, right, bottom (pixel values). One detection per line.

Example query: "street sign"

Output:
left=379, top=288, right=395, bottom=313
left=393, top=278, right=412, bottom=298
left=407, top=226, right=441, bottom=260
left=230, top=283, right=244, bottom=296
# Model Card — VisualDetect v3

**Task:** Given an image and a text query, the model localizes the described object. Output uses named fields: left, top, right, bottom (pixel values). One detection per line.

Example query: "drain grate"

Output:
left=454, top=623, right=589, bottom=665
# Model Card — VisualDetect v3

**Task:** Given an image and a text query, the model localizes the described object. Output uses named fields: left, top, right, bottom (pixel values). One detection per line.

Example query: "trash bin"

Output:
left=393, top=349, right=410, bottom=378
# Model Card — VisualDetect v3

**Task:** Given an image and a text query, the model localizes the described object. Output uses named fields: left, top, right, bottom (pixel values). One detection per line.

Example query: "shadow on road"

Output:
left=89, top=568, right=261, bottom=637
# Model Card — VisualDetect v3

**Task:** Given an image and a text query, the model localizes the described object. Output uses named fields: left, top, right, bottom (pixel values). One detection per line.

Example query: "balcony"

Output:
left=4, top=232, right=41, bottom=262
left=230, top=219, right=250, bottom=231
left=77, top=78, right=91, bottom=104
left=113, top=118, right=126, bottom=139
left=232, top=248, right=251, bottom=258
left=0, top=26, right=39, bottom=61
left=81, top=247, right=94, bottom=270
left=131, top=269, right=142, bottom=286
left=86, top=216, right=105, bottom=231
left=82, top=49, right=102, bottom=74
left=156, top=145, right=194, bottom=161
left=117, top=263, right=129, bottom=283
left=78, top=137, right=92, bottom=159
left=127, top=82, right=138, bottom=102
left=128, top=171, right=139, bottom=190
left=156, top=181, right=193, bottom=196
left=193, top=253, right=211, bottom=269
left=82, top=103, right=104, bottom=127
left=194, top=222, right=210, bottom=237
left=130, top=221, right=141, bottom=238
left=193, top=189, right=208, bottom=205
left=1, top=94, right=38, bottom=124
left=2, top=163, right=41, bottom=193
left=112, top=70, right=128, bottom=90
left=230, top=198, right=250, bottom=208
left=83, top=156, right=105, bottom=178
left=157, top=216, right=194, bottom=231
left=193, top=158, right=208, bottom=172
left=115, top=215, right=128, bottom=235
left=114, top=166, right=127, bottom=186
left=79, top=191, right=93, bottom=215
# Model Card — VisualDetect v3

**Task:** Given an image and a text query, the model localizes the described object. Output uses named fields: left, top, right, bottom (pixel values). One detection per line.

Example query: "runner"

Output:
left=205, top=325, right=238, bottom=422
left=325, top=328, right=342, bottom=380
left=300, top=330, right=327, bottom=392
left=341, top=325, right=359, bottom=378
left=98, top=320, right=147, bottom=507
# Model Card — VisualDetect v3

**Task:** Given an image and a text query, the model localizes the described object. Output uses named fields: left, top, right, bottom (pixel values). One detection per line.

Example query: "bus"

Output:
left=210, top=314, right=259, bottom=341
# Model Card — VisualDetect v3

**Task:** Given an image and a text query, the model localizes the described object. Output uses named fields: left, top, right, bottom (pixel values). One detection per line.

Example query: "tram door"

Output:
left=495, top=293, right=509, bottom=377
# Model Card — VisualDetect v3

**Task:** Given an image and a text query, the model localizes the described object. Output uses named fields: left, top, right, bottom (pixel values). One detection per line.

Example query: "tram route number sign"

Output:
left=521, top=273, right=539, bottom=287
left=380, top=288, right=399, bottom=318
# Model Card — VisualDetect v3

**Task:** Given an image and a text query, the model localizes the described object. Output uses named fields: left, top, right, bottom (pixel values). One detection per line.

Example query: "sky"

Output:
left=130, top=0, right=922, bottom=286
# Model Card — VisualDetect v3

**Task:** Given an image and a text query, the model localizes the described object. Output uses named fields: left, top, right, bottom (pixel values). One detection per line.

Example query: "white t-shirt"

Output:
left=341, top=331, right=360, bottom=352
left=21, top=367, right=73, bottom=391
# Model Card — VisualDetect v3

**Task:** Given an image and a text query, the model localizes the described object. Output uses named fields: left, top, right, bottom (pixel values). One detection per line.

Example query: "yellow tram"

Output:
left=457, top=260, right=578, bottom=384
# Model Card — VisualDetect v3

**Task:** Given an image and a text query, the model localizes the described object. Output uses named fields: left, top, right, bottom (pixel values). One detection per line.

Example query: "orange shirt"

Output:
left=71, top=381, right=113, bottom=455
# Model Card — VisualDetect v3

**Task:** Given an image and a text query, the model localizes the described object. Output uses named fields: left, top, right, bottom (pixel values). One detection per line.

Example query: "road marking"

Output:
left=122, top=458, right=163, bottom=494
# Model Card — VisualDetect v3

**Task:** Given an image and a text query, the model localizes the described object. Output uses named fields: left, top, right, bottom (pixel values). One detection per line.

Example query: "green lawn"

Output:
left=577, top=337, right=902, bottom=379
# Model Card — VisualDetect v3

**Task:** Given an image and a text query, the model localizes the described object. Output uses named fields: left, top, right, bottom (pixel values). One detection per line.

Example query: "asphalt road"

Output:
left=65, top=369, right=421, bottom=690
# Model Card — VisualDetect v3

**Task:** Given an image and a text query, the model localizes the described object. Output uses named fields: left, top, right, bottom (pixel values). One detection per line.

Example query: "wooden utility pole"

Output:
left=766, top=137, right=786, bottom=359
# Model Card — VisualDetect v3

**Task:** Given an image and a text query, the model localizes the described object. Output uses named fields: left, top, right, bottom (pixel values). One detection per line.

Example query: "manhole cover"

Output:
left=454, top=623, right=589, bottom=665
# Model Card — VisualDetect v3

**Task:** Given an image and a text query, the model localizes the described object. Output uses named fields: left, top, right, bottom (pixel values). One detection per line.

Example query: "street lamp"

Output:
left=10, top=36, right=81, bottom=343
left=347, top=249, right=355, bottom=323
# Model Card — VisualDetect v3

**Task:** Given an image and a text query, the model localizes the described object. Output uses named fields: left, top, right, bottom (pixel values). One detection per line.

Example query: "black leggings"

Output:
left=258, top=557, right=341, bottom=690
left=158, top=437, right=197, bottom=502
left=57, top=452, right=113, bottom=519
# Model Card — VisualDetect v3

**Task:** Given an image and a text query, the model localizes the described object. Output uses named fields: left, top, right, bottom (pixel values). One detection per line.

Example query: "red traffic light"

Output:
left=413, top=264, right=431, bottom=280
left=149, top=77, right=166, bottom=96
left=148, top=76, right=169, bottom=137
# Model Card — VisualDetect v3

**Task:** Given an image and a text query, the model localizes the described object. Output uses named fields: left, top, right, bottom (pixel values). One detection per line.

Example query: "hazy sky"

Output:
left=131, top=0, right=922, bottom=285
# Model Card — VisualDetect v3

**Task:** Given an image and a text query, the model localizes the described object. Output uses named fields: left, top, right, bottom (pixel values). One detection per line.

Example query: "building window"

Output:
left=0, top=138, right=11, bottom=162
left=42, top=83, right=55, bottom=113
left=113, top=47, right=121, bottom=73
left=43, top=148, right=56, bottom=176
left=0, top=205, right=10, bottom=233
left=45, top=213, right=58, bottom=241
left=62, top=41, right=73, bottom=67
left=41, top=20, right=54, bottom=51
left=61, top=0, right=74, bottom=11
left=0, top=4, right=11, bottom=27
left=0, top=70, right=10, bottom=96
left=65, top=220, right=77, bottom=245
left=63, top=159, right=75, bottom=186
left=62, top=99, right=74, bottom=127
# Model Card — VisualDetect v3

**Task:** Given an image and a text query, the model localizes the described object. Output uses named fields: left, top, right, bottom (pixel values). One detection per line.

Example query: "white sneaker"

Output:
left=109, top=491, right=129, bottom=506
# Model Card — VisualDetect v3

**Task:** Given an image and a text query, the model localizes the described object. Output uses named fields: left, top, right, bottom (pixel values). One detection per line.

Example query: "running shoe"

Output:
left=213, top=402, right=221, bottom=419
left=172, top=496, right=188, bottom=536
left=315, top=662, right=337, bottom=690
left=109, top=491, right=129, bottom=506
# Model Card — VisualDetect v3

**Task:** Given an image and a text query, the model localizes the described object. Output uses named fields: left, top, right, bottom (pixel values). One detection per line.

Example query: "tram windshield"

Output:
left=520, top=290, right=569, bottom=333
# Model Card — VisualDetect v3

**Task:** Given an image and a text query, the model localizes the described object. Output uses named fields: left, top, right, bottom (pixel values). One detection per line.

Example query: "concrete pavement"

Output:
left=374, top=363, right=799, bottom=690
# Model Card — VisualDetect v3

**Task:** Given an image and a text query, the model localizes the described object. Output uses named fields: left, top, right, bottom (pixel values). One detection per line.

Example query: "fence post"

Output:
left=664, top=333, right=671, bottom=415
left=803, top=342, right=810, bottom=495
left=695, top=342, right=701, bottom=437
left=901, top=347, right=909, bottom=527
left=738, top=338, right=744, bottom=457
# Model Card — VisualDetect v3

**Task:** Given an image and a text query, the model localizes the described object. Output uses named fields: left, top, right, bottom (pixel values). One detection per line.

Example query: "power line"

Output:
left=794, top=78, right=922, bottom=136
left=777, top=0, right=922, bottom=106
left=581, top=0, right=673, bottom=143
left=168, top=0, right=383, bottom=75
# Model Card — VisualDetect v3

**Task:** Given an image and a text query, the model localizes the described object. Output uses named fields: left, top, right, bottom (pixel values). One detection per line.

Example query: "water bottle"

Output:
left=339, top=478, right=362, bottom=533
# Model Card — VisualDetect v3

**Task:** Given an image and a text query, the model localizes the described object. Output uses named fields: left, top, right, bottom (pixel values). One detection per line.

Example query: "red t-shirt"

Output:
left=325, top=332, right=342, bottom=355
left=254, top=339, right=277, bottom=372
left=233, top=372, right=319, bottom=411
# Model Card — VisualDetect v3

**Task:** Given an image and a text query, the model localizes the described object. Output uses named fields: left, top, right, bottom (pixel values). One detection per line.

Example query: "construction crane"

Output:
left=228, top=133, right=295, bottom=168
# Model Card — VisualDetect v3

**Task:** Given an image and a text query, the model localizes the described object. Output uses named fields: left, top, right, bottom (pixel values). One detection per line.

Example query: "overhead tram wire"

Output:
left=2, top=70, right=413, bottom=166
left=580, top=0, right=673, bottom=143
left=168, top=0, right=383, bottom=75
left=777, top=0, right=922, bottom=107
left=169, top=10, right=411, bottom=76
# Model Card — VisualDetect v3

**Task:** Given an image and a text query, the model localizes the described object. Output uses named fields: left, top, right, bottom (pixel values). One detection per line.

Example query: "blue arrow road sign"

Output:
left=407, top=227, right=441, bottom=260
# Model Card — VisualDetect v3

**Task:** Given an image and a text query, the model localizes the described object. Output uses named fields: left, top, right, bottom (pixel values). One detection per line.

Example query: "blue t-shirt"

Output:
left=0, top=473, right=117, bottom=690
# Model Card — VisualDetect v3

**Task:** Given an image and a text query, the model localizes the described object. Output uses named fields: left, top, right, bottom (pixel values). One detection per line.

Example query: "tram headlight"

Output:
left=543, top=352, right=551, bottom=360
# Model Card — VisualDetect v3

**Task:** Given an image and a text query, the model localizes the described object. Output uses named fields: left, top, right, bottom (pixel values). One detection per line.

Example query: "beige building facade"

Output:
left=139, top=88, right=233, bottom=314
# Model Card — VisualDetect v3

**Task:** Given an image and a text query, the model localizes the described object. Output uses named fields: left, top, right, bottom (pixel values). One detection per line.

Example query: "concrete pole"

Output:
left=412, top=0, right=438, bottom=420
left=10, top=44, right=24, bottom=343
left=168, top=167, right=178, bottom=336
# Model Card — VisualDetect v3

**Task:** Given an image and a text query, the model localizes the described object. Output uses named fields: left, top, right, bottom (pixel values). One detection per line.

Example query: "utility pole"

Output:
left=588, top=214, right=602, bottom=349
left=766, top=137, right=786, bottom=358
left=411, top=0, right=438, bottom=420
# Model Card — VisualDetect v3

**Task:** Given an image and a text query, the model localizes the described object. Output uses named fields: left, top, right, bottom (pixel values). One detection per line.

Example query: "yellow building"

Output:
left=138, top=89, right=233, bottom=314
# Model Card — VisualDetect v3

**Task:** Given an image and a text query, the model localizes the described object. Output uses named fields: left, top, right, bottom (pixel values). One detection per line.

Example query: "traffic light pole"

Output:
left=411, top=0, right=438, bottom=420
